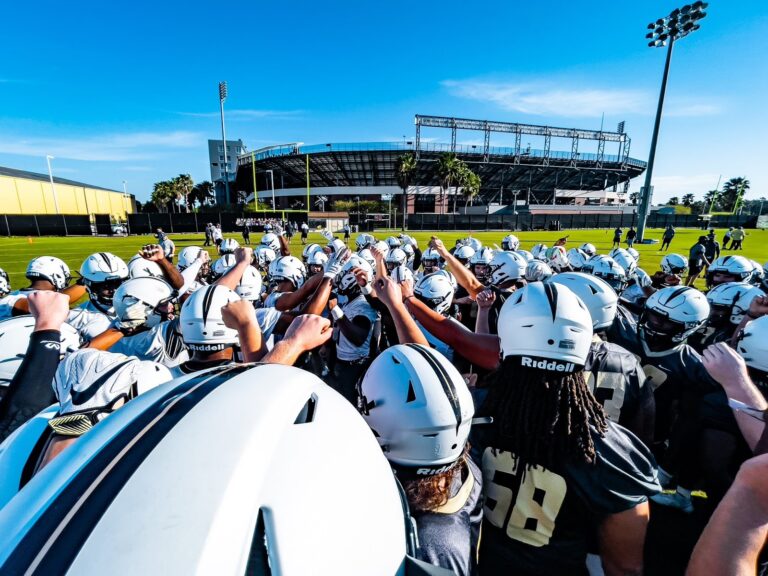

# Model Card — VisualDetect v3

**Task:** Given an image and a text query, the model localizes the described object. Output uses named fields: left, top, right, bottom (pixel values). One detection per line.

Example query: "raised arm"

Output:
left=141, top=244, right=184, bottom=290
left=221, top=300, right=266, bottom=363
left=598, top=503, right=649, bottom=576
left=215, top=246, right=254, bottom=291
left=263, top=315, right=332, bottom=366
left=430, top=236, right=485, bottom=298
left=373, top=275, right=427, bottom=346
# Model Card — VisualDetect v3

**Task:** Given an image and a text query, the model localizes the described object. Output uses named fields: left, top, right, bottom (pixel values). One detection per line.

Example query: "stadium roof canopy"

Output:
left=0, top=165, right=121, bottom=193
left=234, top=115, right=646, bottom=204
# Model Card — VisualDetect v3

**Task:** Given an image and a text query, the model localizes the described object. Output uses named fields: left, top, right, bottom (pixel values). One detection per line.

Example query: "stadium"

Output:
left=234, top=114, right=647, bottom=214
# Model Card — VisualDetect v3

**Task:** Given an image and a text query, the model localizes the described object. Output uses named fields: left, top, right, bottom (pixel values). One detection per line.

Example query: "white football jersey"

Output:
left=67, top=301, right=113, bottom=342
left=0, top=289, right=37, bottom=320
left=336, top=295, right=378, bottom=362
left=109, top=319, right=188, bottom=367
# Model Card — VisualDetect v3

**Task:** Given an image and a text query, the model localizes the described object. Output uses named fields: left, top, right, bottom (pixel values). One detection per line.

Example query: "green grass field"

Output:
left=1, top=228, right=766, bottom=292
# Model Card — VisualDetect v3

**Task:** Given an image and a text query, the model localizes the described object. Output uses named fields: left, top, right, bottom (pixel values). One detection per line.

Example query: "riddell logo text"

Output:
left=520, top=356, right=574, bottom=372
left=416, top=463, right=455, bottom=476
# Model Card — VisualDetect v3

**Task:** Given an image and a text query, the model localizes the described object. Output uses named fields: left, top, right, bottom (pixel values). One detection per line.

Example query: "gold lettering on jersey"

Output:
left=482, top=449, right=567, bottom=547
left=632, top=354, right=668, bottom=389
left=586, top=371, right=626, bottom=422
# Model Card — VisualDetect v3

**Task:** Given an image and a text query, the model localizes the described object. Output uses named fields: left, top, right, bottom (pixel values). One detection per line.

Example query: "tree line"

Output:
left=629, top=176, right=760, bottom=215
left=142, top=175, right=215, bottom=213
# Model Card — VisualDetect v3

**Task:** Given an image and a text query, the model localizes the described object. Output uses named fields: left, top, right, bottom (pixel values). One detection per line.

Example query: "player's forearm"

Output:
left=85, top=328, right=124, bottom=350
left=439, top=249, right=484, bottom=297
left=275, top=273, right=323, bottom=311
left=387, top=298, right=428, bottom=345
left=156, top=258, right=184, bottom=290
left=405, top=298, right=500, bottom=370
left=301, top=277, right=332, bottom=317
left=336, top=316, right=368, bottom=346
left=475, top=308, right=491, bottom=335
left=216, top=260, right=250, bottom=290
left=262, top=339, right=302, bottom=366
left=237, top=322, right=266, bottom=363
left=179, top=260, right=203, bottom=294
left=62, top=284, right=87, bottom=303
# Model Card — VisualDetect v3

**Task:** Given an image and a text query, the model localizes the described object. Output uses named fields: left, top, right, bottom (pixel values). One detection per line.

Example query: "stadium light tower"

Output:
left=45, top=155, right=61, bottom=214
left=219, top=81, right=230, bottom=204
left=636, top=2, right=708, bottom=242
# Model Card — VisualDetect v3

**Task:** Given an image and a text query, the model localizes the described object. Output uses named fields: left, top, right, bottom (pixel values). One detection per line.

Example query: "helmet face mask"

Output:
left=640, top=309, right=685, bottom=348
left=86, top=278, right=125, bottom=309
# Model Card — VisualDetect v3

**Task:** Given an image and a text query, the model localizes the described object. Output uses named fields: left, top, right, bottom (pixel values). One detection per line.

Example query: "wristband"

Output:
left=746, top=310, right=763, bottom=319
left=330, top=306, right=345, bottom=321
left=360, top=283, right=373, bottom=295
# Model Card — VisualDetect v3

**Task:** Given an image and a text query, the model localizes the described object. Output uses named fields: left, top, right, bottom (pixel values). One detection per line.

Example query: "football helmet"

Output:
left=567, top=248, right=589, bottom=271
left=470, top=247, right=495, bottom=284
left=355, top=233, right=375, bottom=251
left=515, top=249, right=534, bottom=263
left=708, top=255, right=754, bottom=285
left=385, top=236, right=401, bottom=249
left=661, top=253, right=689, bottom=275
left=420, top=247, right=443, bottom=275
left=547, top=272, right=618, bottom=330
left=268, top=256, right=306, bottom=290
left=26, top=256, right=71, bottom=290
left=0, top=268, right=9, bottom=296
left=706, top=281, right=764, bottom=327
left=79, top=252, right=129, bottom=310
left=735, top=316, right=768, bottom=375
left=358, top=344, right=474, bottom=473
left=489, top=250, right=526, bottom=288
left=306, top=249, right=329, bottom=275
left=627, top=247, right=640, bottom=262
left=612, top=250, right=637, bottom=277
left=127, top=255, right=163, bottom=279
left=253, top=246, right=277, bottom=271
left=579, top=243, right=597, bottom=258
left=465, top=237, right=483, bottom=252
left=531, top=243, right=548, bottom=261
left=180, top=285, right=241, bottom=352
left=113, top=277, right=175, bottom=330
left=218, top=238, right=240, bottom=255
left=211, top=254, right=237, bottom=279
left=260, top=233, right=281, bottom=252
left=335, top=255, right=373, bottom=295
left=590, top=256, right=628, bottom=292
left=640, top=286, right=710, bottom=346
left=453, top=245, right=475, bottom=266
left=525, top=260, right=553, bottom=282
left=177, top=246, right=205, bottom=271
left=501, top=234, right=520, bottom=251
left=414, top=273, right=454, bottom=315
left=357, top=248, right=376, bottom=271
left=236, top=266, right=264, bottom=302
left=545, top=245, right=569, bottom=272
left=498, top=283, right=593, bottom=370
left=301, top=243, right=324, bottom=263
left=385, top=248, right=407, bottom=272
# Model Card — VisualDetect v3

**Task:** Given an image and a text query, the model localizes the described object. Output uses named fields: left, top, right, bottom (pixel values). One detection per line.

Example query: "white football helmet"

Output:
left=545, top=245, right=569, bottom=272
left=26, top=256, right=71, bottom=290
left=326, top=238, right=346, bottom=255
left=357, top=248, right=376, bottom=271
left=127, top=255, right=163, bottom=279
left=590, top=256, right=628, bottom=292
left=401, top=243, right=414, bottom=262
left=79, top=252, right=129, bottom=309
left=180, top=285, right=241, bottom=352
left=498, top=283, right=592, bottom=369
left=385, top=236, right=401, bottom=249
left=0, top=268, right=9, bottom=296
left=454, top=245, right=475, bottom=266
left=708, top=255, right=754, bottom=284
left=211, top=254, right=237, bottom=279
left=641, top=286, right=710, bottom=345
left=465, top=237, right=483, bottom=252
left=735, top=316, right=768, bottom=375
left=253, top=246, right=277, bottom=271
left=470, top=247, right=495, bottom=283
left=661, top=253, right=689, bottom=275
left=525, top=260, right=553, bottom=282
left=0, top=316, right=79, bottom=387
left=236, top=266, right=264, bottom=302
left=385, top=248, right=407, bottom=272
left=581, top=254, right=609, bottom=274
left=218, top=238, right=240, bottom=255
left=301, top=243, right=324, bottom=263
left=515, top=249, right=534, bottom=263
left=335, top=255, right=373, bottom=295
left=390, top=264, right=414, bottom=284
left=627, top=247, right=640, bottom=262
left=501, top=234, right=520, bottom=251
left=414, top=273, right=454, bottom=315
left=489, top=250, right=526, bottom=288
left=260, top=233, right=281, bottom=252
left=420, top=247, right=443, bottom=274
left=268, top=256, right=306, bottom=289
left=547, top=272, right=618, bottom=330
left=53, top=349, right=171, bottom=417
left=113, top=277, right=174, bottom=330
left=609, top=247, right=632, bottom=260
left=706, top=282, right=764, bottom=326
left=177, top=246, right=205, bottom=271
left=748, top=260, right=764, bottom=287
left=567, top=248, right=589, bottom=271
left=358, top=344, right=474, bottom=473
left=612, top=251, right=637, bottom=277
left=433, top=269, right=458, bottom=292
left=531, top=243, right=548, bottom=261
left=579, top=243, right=597, bottom=258
left=355, top=233, right=375, bottom=251
left=306, top=250, right=329, bottom=275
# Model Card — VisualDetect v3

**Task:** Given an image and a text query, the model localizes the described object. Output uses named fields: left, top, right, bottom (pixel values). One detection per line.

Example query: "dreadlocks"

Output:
left=481, top=358, right=608, bottom=470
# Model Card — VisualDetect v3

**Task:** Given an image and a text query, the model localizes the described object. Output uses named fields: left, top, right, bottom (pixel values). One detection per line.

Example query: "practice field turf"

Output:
left=0, top=228, right=766, bottom=292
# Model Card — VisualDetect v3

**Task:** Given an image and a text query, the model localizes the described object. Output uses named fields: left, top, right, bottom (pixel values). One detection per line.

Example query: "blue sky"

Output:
left=1, top=0, right=766, bottom=203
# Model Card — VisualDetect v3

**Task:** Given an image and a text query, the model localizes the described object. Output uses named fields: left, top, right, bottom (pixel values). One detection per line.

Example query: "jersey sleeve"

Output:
left=566, top=423, right=661, bottom=516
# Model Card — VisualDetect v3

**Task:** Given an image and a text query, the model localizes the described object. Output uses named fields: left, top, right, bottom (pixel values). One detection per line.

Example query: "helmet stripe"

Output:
left=201, top=285, right=216, bottom=326
left=404, top=343, right=463, bottom=433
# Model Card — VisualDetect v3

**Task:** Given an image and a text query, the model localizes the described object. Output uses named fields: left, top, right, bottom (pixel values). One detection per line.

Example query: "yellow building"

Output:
left=0, top=166, right=136, bottom=220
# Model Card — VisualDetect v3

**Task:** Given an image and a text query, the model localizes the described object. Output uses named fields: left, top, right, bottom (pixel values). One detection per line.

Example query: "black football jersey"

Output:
left=606, top=306, right=717, bottom=394
left=584, top=339, right=654, bottom=443
left=471, top=422, right=660, bottom=576
left=414, top=457, right=483, bottom=576
left=687, top=325, right=733, bottom=354
left=487, top=286, right=511, bottom=336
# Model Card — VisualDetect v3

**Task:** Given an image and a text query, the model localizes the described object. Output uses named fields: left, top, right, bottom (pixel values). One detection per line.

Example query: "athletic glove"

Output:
left=323, top=249, right=350, bottom=280
left=113, top=300, right=149, bottom=331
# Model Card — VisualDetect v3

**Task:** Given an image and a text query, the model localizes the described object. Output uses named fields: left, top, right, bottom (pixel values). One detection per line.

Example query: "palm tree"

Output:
left=667, top=197, right=679, bottom=206
left=629, top=192, right=639, bottom=206
left=151, top=180, right=176, bottom=213
left=395, top=153, right=417, bottom=230
left=172, top=174, right=194, bottom=212
left=463, top=170, right=481, bottom=209
left=682, top=193, right=695, bottom=207
left=721, top=177, right=750, bottom=213
left=436, top=153, right=461, bottom=214
left=190, top=181, right=215, bottom=208
left=704, top=188, right=722, bottom=213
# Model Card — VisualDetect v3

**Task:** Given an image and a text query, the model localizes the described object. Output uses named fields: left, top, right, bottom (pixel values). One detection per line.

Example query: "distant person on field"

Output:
left=626, top=227, right=637, bottom=248
left=204, top=223, right=213, bottom=247
left=343, top=224, right=351, bottom=244
left=612, top=227, right=622, bottom=249
left=300, top=221, right=309, bottom=245
left=212, top=223, right=223, bottom=249
left=722, top=227, right=733, bottom=250
left=242, top=221, right=251, bottom=245
left=156, top=230, right=175, bottom=263
left=685, top=235, right=711, bottom=286
left=730, top=226, right=746, bottom=250
left=704, top=233, right=720, bottom=274
left=661, top=225, right=675, bottom=251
